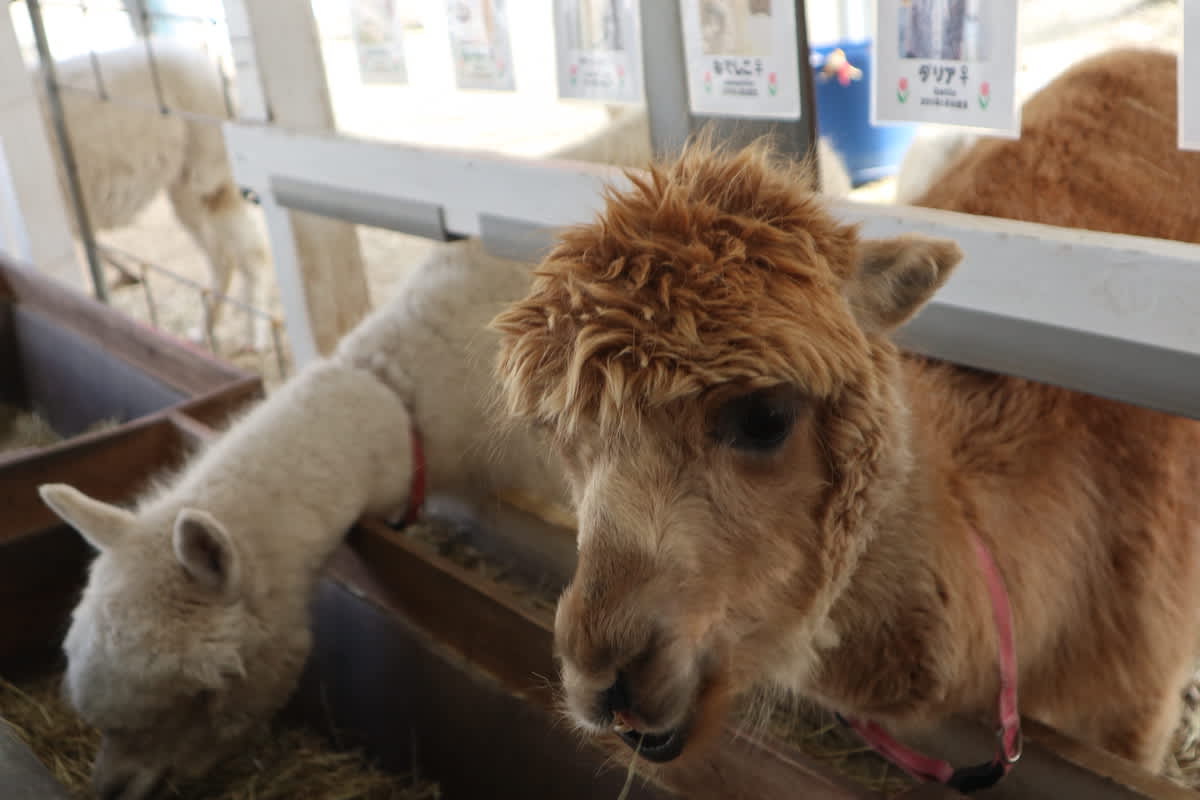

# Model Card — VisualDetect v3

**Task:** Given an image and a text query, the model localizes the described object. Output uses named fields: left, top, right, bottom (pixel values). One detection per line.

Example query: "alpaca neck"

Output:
left=810, top=371, right=987, bottom=722
left=153, top=361, right=414, bottom=607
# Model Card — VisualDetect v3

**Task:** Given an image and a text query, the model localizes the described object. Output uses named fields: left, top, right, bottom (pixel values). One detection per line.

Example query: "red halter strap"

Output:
left=399, top=426, right=427, bottom=527
left=840, top=531, right=1022, bottom=794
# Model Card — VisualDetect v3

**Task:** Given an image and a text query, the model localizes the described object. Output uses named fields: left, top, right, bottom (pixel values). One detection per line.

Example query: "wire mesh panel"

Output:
left=8, top=0, right=291, bottom=384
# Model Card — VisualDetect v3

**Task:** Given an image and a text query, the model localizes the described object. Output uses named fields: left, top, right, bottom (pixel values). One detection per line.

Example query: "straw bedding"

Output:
left=0, top=405, right=121, bottom=455
left=0, top=672, right=442, bottom=800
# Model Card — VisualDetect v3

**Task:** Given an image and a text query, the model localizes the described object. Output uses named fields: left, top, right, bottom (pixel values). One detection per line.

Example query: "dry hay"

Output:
left=400, top=517, right=559, bottom=618
left=0, top=405, right=121, bottom=455
left=0, top=672, right=442, bottom=800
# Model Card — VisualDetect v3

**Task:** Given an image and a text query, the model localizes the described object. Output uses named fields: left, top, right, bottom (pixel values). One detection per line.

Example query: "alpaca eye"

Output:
left=714, top=388, right=799, bottom=452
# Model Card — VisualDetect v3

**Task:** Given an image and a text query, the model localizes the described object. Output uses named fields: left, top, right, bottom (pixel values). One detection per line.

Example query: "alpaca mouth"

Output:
left=616, top=725, right=687, bottom=763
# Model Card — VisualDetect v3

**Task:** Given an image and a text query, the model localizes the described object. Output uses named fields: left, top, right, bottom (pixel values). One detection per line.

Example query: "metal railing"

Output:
left=15, top=0, right=287, bottom=379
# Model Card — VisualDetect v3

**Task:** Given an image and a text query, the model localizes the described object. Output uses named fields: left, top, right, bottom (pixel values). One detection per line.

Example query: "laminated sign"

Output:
left=679, top=0, right=804, bottom=119
left=351, top=0, right=409, bottom=84
left=1181, top=0, right=1200, bottom=150
left=872, top=0, right=1020, bottom=136
left=554, top=0, right=643, bottom=104
left=447, top=0, right=516, bottom=91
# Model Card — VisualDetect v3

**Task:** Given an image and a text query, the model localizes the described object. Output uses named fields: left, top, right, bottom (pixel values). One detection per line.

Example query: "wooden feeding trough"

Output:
left=0, top=254, right=262, bottom=471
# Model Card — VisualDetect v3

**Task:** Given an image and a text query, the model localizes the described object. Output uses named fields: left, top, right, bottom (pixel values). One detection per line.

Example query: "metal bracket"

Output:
left=270, top=177, right=462, bottom=242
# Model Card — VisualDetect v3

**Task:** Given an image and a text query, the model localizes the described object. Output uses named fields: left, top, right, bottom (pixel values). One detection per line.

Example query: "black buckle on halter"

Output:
left=946, top=759, right=1007, bottom=794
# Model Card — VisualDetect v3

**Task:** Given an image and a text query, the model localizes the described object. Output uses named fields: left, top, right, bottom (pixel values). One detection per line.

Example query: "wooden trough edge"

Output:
left=0, top=255, right=249, bottom=398
left=337, top=514, right=1198, bottom=800
left=332, top=517, right=901, bottom=800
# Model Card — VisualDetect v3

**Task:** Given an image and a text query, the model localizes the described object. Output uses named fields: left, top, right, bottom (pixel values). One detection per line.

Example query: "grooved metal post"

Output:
left=639, top=0, right=819, bottom=178
left=26, top=0, right=108, bottom=301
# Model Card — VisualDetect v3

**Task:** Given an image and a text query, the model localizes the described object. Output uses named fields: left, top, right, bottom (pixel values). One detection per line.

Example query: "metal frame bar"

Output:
left=224, top=121, right=1200, bottom=420
left=25, top=0, right=107, bottom=301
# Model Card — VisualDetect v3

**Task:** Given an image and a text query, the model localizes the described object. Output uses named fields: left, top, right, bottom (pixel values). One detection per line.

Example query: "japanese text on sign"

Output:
left=872, top=0, right=1020, bottom=136
left=679, top=0, right=804, bottom=119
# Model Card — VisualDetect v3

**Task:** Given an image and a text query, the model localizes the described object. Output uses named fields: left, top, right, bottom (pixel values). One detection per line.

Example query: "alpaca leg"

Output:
left=167, top=183, right=233, bottom=345
left=167, top=182, right=263, bottom=350
left=198, top=182, right=269, bottom=353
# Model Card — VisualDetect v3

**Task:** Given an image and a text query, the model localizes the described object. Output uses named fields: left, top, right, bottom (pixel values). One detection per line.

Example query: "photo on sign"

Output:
left=449, top=0, right=506, bottom=44
left=898, top=0, right=989, bottom=62
left=700, top=0, right=774, bottom=56
left=565, top=0, right=626, bottom=51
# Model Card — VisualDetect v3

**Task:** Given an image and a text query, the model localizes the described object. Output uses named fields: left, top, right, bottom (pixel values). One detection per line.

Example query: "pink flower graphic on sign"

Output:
left=979, top=80, right=991, bottom=109
left=617, top=64, right=625, bottom=87
left=768, top=71, right=778, bottom=96
left=569, top=63, right=578, bottom=86
left=704, top=70, right=713, bottom=93
left=897, top=76, right=910, bottom=104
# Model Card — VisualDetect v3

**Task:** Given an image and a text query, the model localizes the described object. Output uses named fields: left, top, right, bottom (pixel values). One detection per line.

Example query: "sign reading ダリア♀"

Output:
left=554, top=0, right=644, bottom=104
left=872, top=0, right=1021, bottom=137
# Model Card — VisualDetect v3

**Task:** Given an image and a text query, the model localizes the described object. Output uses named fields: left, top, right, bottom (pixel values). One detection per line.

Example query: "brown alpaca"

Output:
left=491, top=47, right=1200, bottom=775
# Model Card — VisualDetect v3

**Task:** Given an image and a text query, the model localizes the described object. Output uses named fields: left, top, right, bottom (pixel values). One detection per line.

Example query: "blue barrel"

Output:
left=810, top=41, right=917, bottom=186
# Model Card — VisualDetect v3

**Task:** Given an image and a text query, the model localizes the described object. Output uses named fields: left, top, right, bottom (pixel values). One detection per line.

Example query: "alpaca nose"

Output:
left=603, top=671, right=634, bottom=718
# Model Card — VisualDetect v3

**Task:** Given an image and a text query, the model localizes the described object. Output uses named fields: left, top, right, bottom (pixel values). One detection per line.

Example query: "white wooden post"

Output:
left=0, top=7, right=81, bottom=287
left=221, top=0, right=371, bottom=364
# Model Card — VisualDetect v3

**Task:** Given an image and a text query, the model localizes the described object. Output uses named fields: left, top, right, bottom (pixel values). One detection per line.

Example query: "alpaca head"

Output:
left=492, top=138, right=962, bottom=763
left=39, top=483, right=311, bottom=800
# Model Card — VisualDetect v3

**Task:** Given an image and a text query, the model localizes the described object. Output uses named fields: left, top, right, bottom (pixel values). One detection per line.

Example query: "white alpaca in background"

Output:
left=37, top=41, right=268, bottom=349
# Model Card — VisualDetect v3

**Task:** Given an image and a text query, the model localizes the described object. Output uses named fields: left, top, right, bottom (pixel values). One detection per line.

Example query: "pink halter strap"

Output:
left=839, top=531, right=1022, bottom=794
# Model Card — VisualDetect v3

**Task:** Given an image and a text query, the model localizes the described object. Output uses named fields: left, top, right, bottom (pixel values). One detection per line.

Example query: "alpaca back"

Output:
left=36, top=42, right=232, bottom=228
left=914, top=49, right=1200, bottom=241
left=901, top=49, right=1200, bottom=762
left=335, top=238, right=569, bottom=507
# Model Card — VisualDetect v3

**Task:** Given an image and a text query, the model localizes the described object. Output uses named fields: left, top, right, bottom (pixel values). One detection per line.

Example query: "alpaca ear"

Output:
left=173, top=508, right=241, bottom=601
left=844, top=234, right=963, bottom=334
left=38, top=483, right=135, bottom=551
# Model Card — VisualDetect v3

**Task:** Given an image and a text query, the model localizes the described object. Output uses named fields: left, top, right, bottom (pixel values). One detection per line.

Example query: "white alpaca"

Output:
left=892, top=126, right=977, bottom=205
left=333, top=238, right=568, bottom=509
left=38, top=358, right=413, bottom=800
left=37, top=237, right=561, bottom=799
left=549, top=105, right=855, bottom=197
left=37, top=42, right=267, bottom=349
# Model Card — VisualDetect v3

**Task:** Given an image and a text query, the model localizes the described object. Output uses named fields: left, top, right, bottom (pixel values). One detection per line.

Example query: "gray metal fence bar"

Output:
left=639, top=0, right=819, bottom=176
left=25, top=0, right=108, bottom=302
left=241, top=156, right=1200, bottom=421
